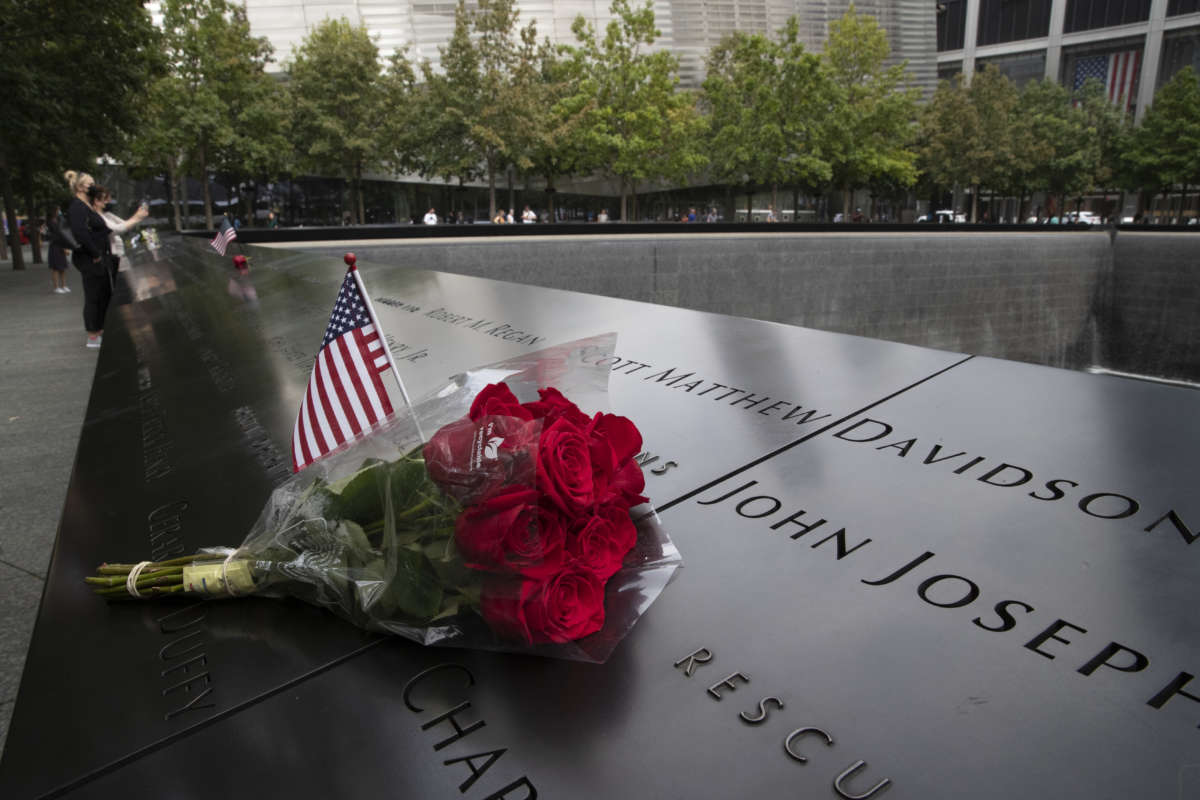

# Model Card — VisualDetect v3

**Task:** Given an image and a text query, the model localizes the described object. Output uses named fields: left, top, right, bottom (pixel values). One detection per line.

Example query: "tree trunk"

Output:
left=619, top=178, right=627, bottom=222
left=356, top=163, right=365, bottom=224
left=723, top=185, right=735, bottom=223
left=168, top=166, right=182, bottom=232
left=507, top=168, right=515, bottom=218
left=488, top=160, right=496, bottom=219
left=771, top=183, right=778, bottom=217
left=792, top=187, right=800, bottom=223
left=1, top=169, right=25, bottom=269
left=631, top=181, right=638, bottom=221
left=970, top=184, right=978, bottom=223
left=26, top=187, right=42, bottom=264
left=200, top=144, right=213, bottom=230
left=842, top=183, right=852, bottom=219
left=1180, top=185, right=1189, bottom=226
left=746, top=188, right=752, bottom=221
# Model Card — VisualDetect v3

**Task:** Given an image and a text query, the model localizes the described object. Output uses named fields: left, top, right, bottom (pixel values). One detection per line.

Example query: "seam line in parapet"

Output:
left=35, top=638, right=386, bottom=800
left=649, top=354, right=976, bottom=516
left=0, top=557, right=45, bottom=581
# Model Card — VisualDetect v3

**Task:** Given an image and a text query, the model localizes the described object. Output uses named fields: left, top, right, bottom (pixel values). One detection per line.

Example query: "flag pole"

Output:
left=344, top=253, right=426, bottom=442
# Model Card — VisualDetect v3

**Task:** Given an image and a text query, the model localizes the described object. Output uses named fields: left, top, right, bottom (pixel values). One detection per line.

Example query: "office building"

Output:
left=937, top=0, right=1200, bottom=120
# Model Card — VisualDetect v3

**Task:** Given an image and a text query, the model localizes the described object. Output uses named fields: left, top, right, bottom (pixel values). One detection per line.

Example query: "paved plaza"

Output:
left=0, top=248, right=96, bottom=755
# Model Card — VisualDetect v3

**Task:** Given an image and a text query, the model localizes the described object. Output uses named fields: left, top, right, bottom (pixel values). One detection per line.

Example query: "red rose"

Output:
left=469, top=383, right=532, bottom=422
left=522, top=387, right=590, bottom=428
left=423, top=415, right=539, bottom=504
left=586, top=413, right=648, bottom=509
left=536, top=416, right=595, bottom=514
left=567, top=504, right=637, bottom=580
left=481, top=563, right=606, bottom=644
left=454, top=486, right=566, bottom=578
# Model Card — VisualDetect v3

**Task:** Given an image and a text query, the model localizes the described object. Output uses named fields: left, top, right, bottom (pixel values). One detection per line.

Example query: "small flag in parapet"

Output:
left=210, top=217, right=237, bottom=256
left=291, top=258, right=395, bottom=472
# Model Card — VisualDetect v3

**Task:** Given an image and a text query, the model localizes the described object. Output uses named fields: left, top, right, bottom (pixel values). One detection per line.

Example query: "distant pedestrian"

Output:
left=423, top=208, right=438, bottom=225
left=687, top=207, right=697, bottom=223
left=492, top=210, right=506, bottom=224
left=44, top=207, right=73, bottom=294
left=521, top=205, right=536, bottom=223
left=765, top=205, right=778, bottom=223
left=267, top=210, right=279, bottom=229
left=65, top=170, right=111, bottom=349
left=597, top=209, right=609, bottom=223
left=506, top=208, right=515, bottom=224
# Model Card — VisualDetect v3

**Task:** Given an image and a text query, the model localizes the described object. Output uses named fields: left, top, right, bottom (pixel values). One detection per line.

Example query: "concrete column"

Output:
left=1044, top=0, right=1068, bottom=81
left=962, top=0, right=980, bottom=80
left=1135, top=0, right=1169, bottom=122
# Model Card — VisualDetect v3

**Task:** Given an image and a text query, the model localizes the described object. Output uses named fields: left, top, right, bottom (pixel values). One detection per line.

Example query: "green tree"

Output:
left=421, top=0, right=542, bottom=218
left=125, top=76, right=190, bottom=231
left=288, top=18, right=386, bottom=224
left=1123, top=67, right=1200, bottom=222
left=822, top=4, right=919, bottom=219
left=379, top=48, right=426, bottom=179
left=966, top=66, right=1019, bottom=221
left=1072, top=76, right=1130, bottom=218
left=524, top=39, right=593, bottom=220
left=210, top=51, right=290, bottom=227
left=417, top=13, right=481, bottom=194
left=1019, top=79, right=1094, bottom=219
left=917, top=74, right=978, bottom=216
left=0, top=0, right=158, bottom=268
left=701, top=21, right=833, bottom=219
left=568, top=0, right=707, bottom=220
left=152, top=0, right=277, bottom=230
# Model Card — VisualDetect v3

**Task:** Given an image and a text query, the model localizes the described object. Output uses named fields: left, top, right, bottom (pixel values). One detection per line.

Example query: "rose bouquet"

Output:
left=85, top=335, right=681, bottom=662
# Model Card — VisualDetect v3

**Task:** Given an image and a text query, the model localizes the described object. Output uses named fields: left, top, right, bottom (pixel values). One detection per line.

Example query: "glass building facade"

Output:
left=161, top=0, right=938, bottom=93
left=935, top=0, right=1200, bottom=120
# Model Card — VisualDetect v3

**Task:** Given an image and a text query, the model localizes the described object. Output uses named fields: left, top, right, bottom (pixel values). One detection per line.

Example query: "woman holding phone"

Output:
left=93, top=186, right=148, bottom=275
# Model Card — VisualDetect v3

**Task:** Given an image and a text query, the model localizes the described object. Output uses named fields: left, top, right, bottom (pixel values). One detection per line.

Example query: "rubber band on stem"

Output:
left=125, top=561, right=152, bottom=599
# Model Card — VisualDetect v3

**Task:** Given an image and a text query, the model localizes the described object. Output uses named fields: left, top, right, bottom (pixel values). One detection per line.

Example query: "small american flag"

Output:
left=292, top=264, right=395, bottom=472
left=1073, top=50, right=1141, bottom=113
left=210, top=217, right=237, bottom=255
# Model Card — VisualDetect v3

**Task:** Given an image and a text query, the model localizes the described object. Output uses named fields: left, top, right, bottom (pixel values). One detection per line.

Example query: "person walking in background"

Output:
left=597, top=208, right=609, bottom=223
left=94, top=187, right=148, bottom=275
left=423, top=207, right=438, bottom=224
left=505, top=208, right=515, bottom=224
left=44, top=206, right=73, bottom=294
left=521, top=205, right=536, bottom=223
left=65, top=170, right=111, bottom=349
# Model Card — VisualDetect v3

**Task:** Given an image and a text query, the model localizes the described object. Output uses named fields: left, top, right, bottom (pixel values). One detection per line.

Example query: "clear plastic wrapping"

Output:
left=195, top=334, right=680, bottom=662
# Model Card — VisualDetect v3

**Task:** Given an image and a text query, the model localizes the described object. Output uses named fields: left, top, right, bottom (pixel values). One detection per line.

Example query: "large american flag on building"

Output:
left=1073, top=49, right=1141, bottom=113
left=292, top=265, right=395, bottom=472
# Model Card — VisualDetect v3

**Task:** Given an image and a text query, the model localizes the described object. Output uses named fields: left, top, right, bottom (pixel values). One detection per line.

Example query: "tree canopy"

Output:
left=288, top=18, right=387, bottom=224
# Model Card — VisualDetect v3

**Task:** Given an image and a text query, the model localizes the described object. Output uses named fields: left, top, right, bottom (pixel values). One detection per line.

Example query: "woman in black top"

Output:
left=65, top=170, right=111, bottom=349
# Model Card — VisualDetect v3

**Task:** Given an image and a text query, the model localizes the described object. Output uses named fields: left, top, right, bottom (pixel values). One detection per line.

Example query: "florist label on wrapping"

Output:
left=471, top=421, right=504, bottom=471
